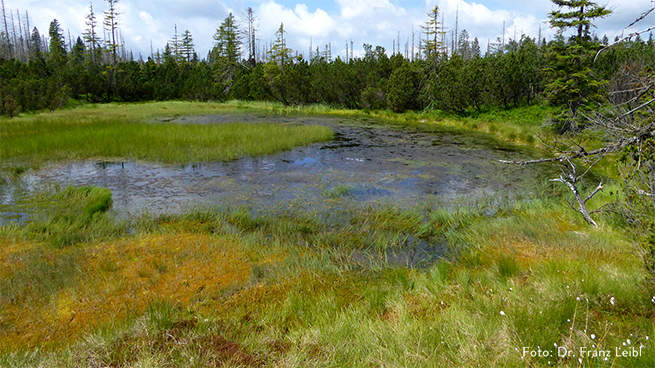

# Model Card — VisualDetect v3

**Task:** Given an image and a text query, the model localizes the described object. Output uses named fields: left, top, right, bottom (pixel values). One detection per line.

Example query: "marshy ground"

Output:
left=0, top=102, right=653, bottom=367
left=4, top=112, right=540, bottom=218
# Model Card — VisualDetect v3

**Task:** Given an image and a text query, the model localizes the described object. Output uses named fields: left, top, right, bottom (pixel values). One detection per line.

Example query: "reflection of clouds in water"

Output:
left=3, top=117, right=540, bottom=220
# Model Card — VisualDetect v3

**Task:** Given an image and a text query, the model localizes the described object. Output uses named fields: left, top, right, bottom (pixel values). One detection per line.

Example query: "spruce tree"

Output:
left=170, top=25, right=181, bottom=61
left=213, top=13, right=241, bottom=66
left=267, top=23, right=292, bottom=69
left=212, top=13, right=242, bottom=96
left=72, top=36, right=85, bottom=63
left=421, top=6, right=444, bottom=63
left=103, top=0, right=120, bottom=64
left=264, top=23, right=294, bottom=105
left=48, top=19, right=66, bottom=63
left=457, top=29, right=471, bottom=60
left=546, top=0, right=611, bottom=131
left=84, top=2, right=101, bottom=63
left=181, top=29, right=194, bottom=63
left=29, top=27, right=41, bottom=54
left=471, top=37, right=481, bottom=58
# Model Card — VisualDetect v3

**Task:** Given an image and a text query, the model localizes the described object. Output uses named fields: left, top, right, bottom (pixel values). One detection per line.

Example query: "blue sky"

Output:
left=3, top=0, right=654, bottom=59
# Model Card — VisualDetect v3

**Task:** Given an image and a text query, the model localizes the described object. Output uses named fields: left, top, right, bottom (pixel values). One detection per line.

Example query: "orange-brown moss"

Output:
left=0, top=237, right=35, bottom=277
left=0, top=233, right=258, bottom=350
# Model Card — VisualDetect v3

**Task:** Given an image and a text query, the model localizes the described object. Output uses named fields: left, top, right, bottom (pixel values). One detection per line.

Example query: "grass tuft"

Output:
left=17, top=186, right=121, bottom=248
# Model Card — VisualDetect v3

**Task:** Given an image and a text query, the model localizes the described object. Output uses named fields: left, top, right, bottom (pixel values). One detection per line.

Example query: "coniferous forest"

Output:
left=0, top=1, right=653, bottom=118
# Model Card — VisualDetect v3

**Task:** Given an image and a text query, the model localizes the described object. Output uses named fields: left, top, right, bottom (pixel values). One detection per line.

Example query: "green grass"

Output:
left=0, top=101, right=550, bottom=170
left=324, top=184, right=356, bottom=199
left=418, top=104, right=556, bottom=147
left=1, top=201, right=655, bottom=367
left=18, top=185, right=122, bottom=248
left=0, top=101, right=334, bottom=170
left=1, top=197, right=652, bottom=367
left=222, top=100, right=556, bottom=150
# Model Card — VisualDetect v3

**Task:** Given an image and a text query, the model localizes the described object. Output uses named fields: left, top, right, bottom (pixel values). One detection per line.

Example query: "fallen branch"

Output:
left=550, top=174, right=603, bottom=227
left=595, top=25, right=655, bottom=61
left=499, top=136, right=641, bottom=166
left=627, top=5, right=655, bottom=28
left=499, top=157, right=564, bottom=165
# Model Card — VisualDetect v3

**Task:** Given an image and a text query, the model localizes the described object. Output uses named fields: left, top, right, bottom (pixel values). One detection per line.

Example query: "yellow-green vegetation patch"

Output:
left=7, top=185, right=122, bottom=248
left=1, top=197, right=653, bottom=367
left=0, top=102, right=333, bottom=168
left=0, top=103, right=653, bottom=366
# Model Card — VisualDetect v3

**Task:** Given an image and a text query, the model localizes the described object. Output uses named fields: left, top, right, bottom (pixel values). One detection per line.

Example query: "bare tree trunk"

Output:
left=551, top=174, right=603, bottom=228
left=1, top=0, right=12, bottom=58
left=10, top=8, right=17, bottom=57
left=16, top=9, right=24, bottom=60
left=25, top=10, right=31, bottom=58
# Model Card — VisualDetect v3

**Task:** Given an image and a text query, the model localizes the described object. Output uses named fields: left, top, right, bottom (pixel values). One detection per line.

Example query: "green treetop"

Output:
left=267, top=23, right=292, bottom=68
left=213, top=13, right=241, bottom=66
left=546, top=0, right=612, bottom=131
left=48, top=19, right=67, bottom=63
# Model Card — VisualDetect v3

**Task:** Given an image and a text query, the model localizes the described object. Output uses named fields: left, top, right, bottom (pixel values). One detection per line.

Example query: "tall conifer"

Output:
left=546, top=0, right=611, bottom=131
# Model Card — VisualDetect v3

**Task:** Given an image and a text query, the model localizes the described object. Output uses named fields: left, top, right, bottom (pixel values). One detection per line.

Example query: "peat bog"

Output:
left=2, top=113, right=542, bottom=220
left=0, top=105, right=652, bottom=367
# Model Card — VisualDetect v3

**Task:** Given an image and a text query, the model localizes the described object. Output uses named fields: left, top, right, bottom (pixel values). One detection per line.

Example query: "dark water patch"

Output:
left=151, top=112, right=340, bottom=126
left=1, top=114, right=543, bottom=226
left=351, top=236, right=449, bottom=269
left=0, top=178, right=36, bottom=225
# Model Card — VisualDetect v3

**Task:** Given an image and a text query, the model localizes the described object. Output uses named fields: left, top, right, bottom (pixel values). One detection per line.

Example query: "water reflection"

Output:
left=1, top=116, right=539, bottom=222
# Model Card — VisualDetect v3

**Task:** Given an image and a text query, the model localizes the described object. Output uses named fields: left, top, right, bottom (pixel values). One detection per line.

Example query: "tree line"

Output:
left=0, top=2, right=653, bottom=118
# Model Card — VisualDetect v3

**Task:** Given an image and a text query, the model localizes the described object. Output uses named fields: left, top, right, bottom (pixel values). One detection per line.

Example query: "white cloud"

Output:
left=138, top=11, right=155, bottom=28
left=293, top=4, right=335, bottom=36
left=597, top=0, right=655, bottom=40
left=4, top=0, right=232, bottom=58
left=3, top=0, right=654, bottom=60
left=336, top=0, right=403, bottom=19
left=327, top=0, right=423, bottom=57
left=425, top=0, right=553, bottom=47
left=258, top=1, right=336, bottom=38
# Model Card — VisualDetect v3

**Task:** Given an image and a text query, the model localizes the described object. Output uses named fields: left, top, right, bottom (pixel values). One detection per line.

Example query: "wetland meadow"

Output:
left=0, top=102, right=653, bottom=367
